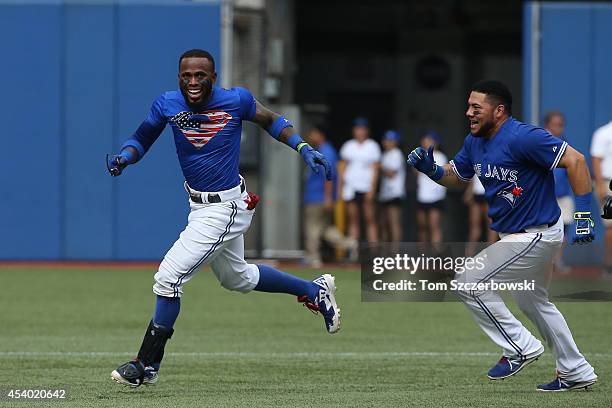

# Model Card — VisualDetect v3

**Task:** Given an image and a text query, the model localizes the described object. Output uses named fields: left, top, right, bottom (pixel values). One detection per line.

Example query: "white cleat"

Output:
left=299, top=274, right=341, bottom=334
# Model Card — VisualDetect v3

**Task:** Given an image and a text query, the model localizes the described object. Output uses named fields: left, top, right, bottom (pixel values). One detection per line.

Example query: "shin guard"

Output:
left=136, top=320, right=174, bottom=367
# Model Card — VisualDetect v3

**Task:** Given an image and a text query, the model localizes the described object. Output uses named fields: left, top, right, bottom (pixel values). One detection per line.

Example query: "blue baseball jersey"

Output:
left=122, top=86, right=256, bottom=192
left=450, top=117, right=568, bottom=233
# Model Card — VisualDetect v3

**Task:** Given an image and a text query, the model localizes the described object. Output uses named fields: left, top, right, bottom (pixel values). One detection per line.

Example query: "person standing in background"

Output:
left=545, top=111, right=573, bottom=273
left=590, top=119, right=612, bottom=277
left=338, top=117, right=381, bottom=244
left=379, top=130, right=406, bottom=242
left=303, top=125, right=357, bottom=268
left=415, top=131, right=447, bottom=244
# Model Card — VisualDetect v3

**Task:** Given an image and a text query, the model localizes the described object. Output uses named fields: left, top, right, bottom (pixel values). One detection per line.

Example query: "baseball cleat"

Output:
left=487, top=351, right=543, bottom=380
left=536, top=376, right=597, bottom=392
left=142, top=366, right=159, bottom=386
left=298, top=274, right=341, bottom=334
left=111, top=360, right=145, bottom=388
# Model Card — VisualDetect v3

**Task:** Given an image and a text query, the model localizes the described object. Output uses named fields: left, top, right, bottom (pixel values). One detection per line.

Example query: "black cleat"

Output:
left=111, top=360, right=145, bottom=388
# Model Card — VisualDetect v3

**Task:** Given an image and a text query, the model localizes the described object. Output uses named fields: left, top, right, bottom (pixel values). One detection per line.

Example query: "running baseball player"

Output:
left=107, top=49, right=340, bottom=387
left=407, top=80, right=597, bottom=391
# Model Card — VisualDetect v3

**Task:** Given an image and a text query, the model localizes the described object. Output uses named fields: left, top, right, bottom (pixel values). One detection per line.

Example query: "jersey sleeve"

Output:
left=235, top=87, right=257, bottom=121
left=121, top=93, right=167, bottom=158
left=449, top=137, right=475, bottom=182
left=515, top=127, right=568, bottom=171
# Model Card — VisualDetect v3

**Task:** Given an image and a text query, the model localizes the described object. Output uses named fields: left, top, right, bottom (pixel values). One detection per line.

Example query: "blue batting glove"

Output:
left=406, top=146, right=443, bottom=181
left=571, top=193, right=595, bottom=245
left=106, top=153, right=129, bottom=177
left=299, top=144, right=333, bottom=180
left=570, top=212, right=595, bottom=245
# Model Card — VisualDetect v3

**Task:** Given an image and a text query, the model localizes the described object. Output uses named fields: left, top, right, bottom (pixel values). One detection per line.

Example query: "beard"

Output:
left=472, top=119, right=495, bottom=138
left=180, top=79, right=213, bottom=109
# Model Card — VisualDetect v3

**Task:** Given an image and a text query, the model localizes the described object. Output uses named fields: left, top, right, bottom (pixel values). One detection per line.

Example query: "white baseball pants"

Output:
left=153, top=183, right=260, bottom=298
left=455, top=218, right=596, bottom=382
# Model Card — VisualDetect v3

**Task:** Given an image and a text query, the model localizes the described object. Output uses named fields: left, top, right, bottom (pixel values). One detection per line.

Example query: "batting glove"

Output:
left=406, top=146, right=443, bottom=181
left=570, top=212, right=595, bottom=244
left=299, top=143, right=333, bottom=181
left=106, top=153, right=129, bottom=177
left=571, top=193, right=595, bottom=245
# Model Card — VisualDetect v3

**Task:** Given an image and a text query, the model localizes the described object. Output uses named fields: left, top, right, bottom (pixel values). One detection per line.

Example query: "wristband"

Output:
left=287, top=134, right=305, bottom=151
left=296, top=142, right=309, bottom=153
left=574, top=192, right=592, bottom=213
left=120, top=138, right=144, bottom=162
left=429, top=165, right=444, bottom=181
left=268, top=115, right=293, bottom=140
left=119, top=149, right=136, bottom=163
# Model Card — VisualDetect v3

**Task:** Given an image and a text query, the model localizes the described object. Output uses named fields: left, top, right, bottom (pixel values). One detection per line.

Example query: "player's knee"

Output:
left=212, top=263, right=259, bottom=293
left=153, top=266, right=181, bottom=297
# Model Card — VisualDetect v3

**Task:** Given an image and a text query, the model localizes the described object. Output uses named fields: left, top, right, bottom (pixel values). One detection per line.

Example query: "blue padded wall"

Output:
left=63, top=4, right=116, bottom=259
left=0, top=5, right=63, bottom=259
left=524, top=2, right=612, bottom=263
left=0, top=1, right=221, bottom=260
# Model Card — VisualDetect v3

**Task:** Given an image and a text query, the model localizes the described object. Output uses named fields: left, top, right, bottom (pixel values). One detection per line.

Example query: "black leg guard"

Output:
left=136, top=320, right=174, bottom=367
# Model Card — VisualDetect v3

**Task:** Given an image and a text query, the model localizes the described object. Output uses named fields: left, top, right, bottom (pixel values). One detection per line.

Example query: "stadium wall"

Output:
left=524, top=1, right=612, bottom=263
left=0, top=0, right=222, bottom=260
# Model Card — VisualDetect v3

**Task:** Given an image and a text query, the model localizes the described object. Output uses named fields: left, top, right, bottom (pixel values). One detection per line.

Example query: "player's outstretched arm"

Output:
left=107, top=96, right=167, bottom=177
left=558, top=145, right=591, bottom=195
left=558, top=145, right=595, bottom=244
left=406, top=146, right=465, bottom=187
left=107, top=121, right=165, bottom=177
left=251, top=100, right=332, bottom=180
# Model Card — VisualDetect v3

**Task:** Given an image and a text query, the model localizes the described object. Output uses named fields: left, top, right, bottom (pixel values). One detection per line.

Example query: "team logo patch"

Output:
left=170, top=110, right=232, bottom=149
left=497, top=182, right=523, bottom=208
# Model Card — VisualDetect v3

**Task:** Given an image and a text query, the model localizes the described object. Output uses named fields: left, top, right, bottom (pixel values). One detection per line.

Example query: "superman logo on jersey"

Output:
left=171, top=110, right=233, bottom=149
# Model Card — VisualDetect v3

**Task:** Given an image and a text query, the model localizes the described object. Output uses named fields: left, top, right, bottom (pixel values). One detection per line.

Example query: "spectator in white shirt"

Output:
left=415, top=131, right=447, bottom=244
left=590, top=120, right=612, bottom=276
left=338, top=117, right=381, bottom=245
left=379, top=130, right=405, bottom=242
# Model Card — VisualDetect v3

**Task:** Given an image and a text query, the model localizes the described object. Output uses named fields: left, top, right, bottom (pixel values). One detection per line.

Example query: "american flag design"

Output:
left=170, top=110, right=233, bottom=149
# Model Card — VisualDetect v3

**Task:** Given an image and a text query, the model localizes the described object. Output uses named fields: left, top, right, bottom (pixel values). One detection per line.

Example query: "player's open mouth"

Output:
left=469, top=119, right=478, bottom=129
left=187, top=89, right=203, bottom=99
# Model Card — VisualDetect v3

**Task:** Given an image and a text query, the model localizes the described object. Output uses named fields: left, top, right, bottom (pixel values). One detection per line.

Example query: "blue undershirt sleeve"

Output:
left=121, top=93, right=167, bottom=160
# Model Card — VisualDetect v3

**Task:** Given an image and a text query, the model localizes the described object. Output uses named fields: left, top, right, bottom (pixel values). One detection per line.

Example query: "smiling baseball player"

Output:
left=107, top=49, right=340, bottom=387
left=407, top=80, right=597, bottom=392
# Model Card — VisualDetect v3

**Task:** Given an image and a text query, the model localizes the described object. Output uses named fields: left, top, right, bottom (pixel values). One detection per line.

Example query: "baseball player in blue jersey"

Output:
left=407, top=80, right=597, bottom=392
left=107, top=49, right=341, bottom=387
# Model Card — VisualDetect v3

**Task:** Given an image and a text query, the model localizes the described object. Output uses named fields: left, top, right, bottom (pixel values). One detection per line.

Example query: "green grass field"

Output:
left=0, top=266, right=610, bottom=407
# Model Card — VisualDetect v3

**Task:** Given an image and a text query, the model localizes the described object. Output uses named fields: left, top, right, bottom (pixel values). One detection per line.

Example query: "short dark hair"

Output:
left=179, top=49, right=215, bottom=71
left=543, top=110, right=564, bottom=125
left=470, top=80, right=512, bottom=115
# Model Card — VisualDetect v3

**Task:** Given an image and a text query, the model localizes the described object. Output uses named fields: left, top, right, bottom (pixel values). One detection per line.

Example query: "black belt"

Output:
left=519, top=217, right=559, bottom=233
left=189, top=181, right=245, bottom=204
